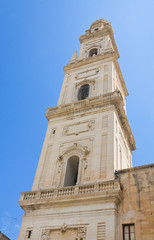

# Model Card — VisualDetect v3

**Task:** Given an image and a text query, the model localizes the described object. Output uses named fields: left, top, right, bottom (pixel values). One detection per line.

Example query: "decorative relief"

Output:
left=56, top=142, right=91, bottom=185
left=57, top=143, right=90, bottom=173
left=41, top=225, right=87, bottom=240
left=63, top=120, right=95, bottom=136
left=75, top=79, right=96, bottom=89
left=61, top=223, right=67, bottom=232
left=76, top=226, right=87, bottom=239
left=75, top=67, right=99, bottom=81
left=41, top=229, right=50, bottom=240
left=57, top=155, right=63, bottom=173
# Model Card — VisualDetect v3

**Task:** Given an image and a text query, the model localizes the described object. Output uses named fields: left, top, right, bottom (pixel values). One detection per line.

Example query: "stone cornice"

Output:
left=113, top=57, right=129, bottom=96
left=45, top=91, right=136, bottom=151
left=63, top=53, right=128, bottom=97
left=63, top=51, right=115, bottom=72
left=118, top=163, right=154, bottom=174
left=19, top=180, right=123, bottom=211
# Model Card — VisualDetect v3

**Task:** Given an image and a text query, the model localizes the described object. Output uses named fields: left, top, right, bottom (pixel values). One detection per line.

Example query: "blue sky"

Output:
left=0, top=0, right=154, bottom=239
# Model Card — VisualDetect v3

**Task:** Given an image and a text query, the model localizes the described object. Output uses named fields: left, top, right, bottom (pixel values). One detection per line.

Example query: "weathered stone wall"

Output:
left=118, top=164, right=154, bottom=240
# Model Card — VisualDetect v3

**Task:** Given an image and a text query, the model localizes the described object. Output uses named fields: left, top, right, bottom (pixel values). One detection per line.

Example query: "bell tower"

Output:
left=18, top=19, right=136, bottom=240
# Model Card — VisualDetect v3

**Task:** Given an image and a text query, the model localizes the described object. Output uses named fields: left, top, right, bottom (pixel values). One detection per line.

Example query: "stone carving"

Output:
left=41, top=229, right=50, bottom=240
left=63, top=126, right=68, bottom=135
left=40, top=225, right=87, bottom=240
left=75, top=67, right=98, bottom=80
left=58, top=155, right=63, bottom=161
left=61, top=223, right=67, bottom=232
left=58, top=162, right=63, bottom=173
left=76, top=226, right=87, bottom=239
left=83, top=160, right=88, bottom=169
left=83, top=146, right=90, bottom=156
left=63, top=120, right=95, bottom=136
left=57, top=155, right=64, bottom=173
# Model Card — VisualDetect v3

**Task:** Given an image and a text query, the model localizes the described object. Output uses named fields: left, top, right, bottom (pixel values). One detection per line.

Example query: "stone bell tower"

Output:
left=18, top=19, right=136, bottom=240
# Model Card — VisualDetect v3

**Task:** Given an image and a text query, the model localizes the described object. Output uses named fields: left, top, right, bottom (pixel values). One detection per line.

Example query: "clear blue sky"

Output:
left=0, top=0, right=154, bottom=239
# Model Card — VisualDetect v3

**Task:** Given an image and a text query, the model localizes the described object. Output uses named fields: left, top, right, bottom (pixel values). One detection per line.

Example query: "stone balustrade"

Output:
left=20, top=180, right=121, bottom=201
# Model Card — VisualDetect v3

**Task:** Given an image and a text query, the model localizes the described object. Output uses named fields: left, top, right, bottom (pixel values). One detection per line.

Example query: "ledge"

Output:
left=118, top=163, right=154, bottom=174
left=64, top=51, right=115, bottom=72
left=63, top=53, right=128, bottom=97
left=45, top=90, right=136, bottom=151
left=19, top=180, right=123, bottom=210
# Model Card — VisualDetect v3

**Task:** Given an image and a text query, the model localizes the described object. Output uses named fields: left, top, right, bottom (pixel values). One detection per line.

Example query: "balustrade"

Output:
left=20, top=181, right=121, bottom=201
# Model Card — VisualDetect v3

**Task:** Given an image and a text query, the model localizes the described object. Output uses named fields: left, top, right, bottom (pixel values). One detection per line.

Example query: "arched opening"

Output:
left=89, top=48, right=98, bottom=57
left=78, top=84, right=90, bottom=101
left=64, top=156, right=79, bottom=187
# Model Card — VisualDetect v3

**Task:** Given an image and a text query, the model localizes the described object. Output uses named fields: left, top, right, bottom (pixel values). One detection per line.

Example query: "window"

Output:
left=123, top=224, right=135, bottom=240
left=89, top=48, right=98, bottom=57
left=25, top=230, right=32, bottom=239
left=78, top=84, right=90, bottom=100
left=28, top=230, right=32, bottom=239
left=94, top=28, right=99, bottom=31
left=64, top=156, right=79, bottom=187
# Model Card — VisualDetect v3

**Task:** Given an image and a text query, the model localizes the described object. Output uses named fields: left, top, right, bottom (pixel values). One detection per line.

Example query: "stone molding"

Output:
left=56, top=143, right=90, bottom=185
left=64, top=54, right=128, bottom=96
left=40, top=225, right=87, bottom=240
left=19, top=180, right=122, bottom=211
left=46, top=90, right=135, bottom=151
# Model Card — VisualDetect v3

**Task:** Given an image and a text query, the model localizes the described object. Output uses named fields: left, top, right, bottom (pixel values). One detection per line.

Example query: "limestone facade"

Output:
left=118, top=164, right=154, bottom=240
left=18, top=19, right=153, bottom=240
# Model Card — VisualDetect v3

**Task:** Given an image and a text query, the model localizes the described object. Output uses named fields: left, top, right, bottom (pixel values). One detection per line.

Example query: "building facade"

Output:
left=18, top=19, right=154, bottom=240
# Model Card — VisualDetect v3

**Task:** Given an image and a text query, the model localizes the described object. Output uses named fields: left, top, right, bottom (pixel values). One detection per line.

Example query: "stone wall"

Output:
left=118, top=164, right=154, bottom=240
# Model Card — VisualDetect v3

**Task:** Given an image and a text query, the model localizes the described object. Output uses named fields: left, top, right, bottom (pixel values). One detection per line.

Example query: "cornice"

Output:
left=19, top=180, right=123, bottom=211
left=63, top=53, right=128, bottom=97
left=118, top=163, right=154, bottom=174
left=45, top=91, right=136, bottom=151
left=63, top=51, right=115, bottom=72
left=113, top=57, right=128, bottom=96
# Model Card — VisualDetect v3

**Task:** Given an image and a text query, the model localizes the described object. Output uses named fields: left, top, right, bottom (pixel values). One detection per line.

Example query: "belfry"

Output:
left=19, top=19, right=154, bottom=240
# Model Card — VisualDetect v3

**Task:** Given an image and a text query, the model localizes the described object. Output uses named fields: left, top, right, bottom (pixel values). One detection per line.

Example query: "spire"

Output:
left=69, top=51, right=77, bottom=63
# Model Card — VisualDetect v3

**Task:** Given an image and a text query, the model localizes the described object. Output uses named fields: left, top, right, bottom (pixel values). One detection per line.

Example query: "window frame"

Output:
left=123, top=224, right=135, bottom=240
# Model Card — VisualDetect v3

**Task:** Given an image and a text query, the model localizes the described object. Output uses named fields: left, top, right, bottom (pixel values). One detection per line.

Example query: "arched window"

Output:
left=64, top=156, right=79, bottom=187
left=78, top=84, right=90, bottom=101
left=89, top=48, right=98, bottom=57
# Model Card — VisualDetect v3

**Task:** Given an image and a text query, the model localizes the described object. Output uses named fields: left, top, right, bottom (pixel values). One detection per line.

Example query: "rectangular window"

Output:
left=28, top=230, right=32, bottom=238
left=25, top=229, right=33, bottom=239
left=123, top=224, right=135, bottom=240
